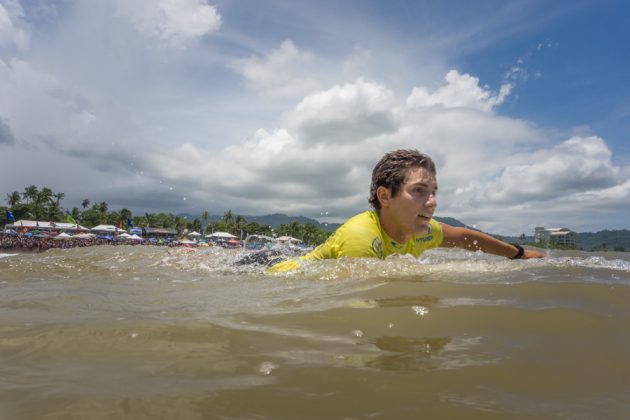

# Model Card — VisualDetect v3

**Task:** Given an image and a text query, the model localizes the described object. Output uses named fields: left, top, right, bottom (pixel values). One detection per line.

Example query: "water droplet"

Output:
left=183, top=197, right=187, bottom=201
left=412, top=305, right=429, bottom=316
left=352, top=329, right=364, bottom=337
left=130, top=333, right=139, bottom=338
left=388, top=323, right=395, bottom=329
left=258, top=361, right=278, bottom=375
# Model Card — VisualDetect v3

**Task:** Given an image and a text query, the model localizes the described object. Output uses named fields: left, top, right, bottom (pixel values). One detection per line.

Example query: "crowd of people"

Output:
left=0, top=234, right=186, bottom=252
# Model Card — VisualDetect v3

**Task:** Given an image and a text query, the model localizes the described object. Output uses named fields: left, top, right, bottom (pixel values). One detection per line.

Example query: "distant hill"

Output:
left=576, top=230, right=630, bottom=251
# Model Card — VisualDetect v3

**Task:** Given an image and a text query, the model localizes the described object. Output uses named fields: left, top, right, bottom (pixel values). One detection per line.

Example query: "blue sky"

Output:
left=1, top=0, right=629, bottom=235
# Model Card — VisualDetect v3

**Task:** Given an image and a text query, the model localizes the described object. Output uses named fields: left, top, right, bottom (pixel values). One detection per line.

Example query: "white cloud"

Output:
left=0, top=0, right=30, bottom=50
left=289, top=78, right=397, bottom=144
left=115, top=0, right=221, bottom=45
left=482, top=136, right=619, bottom=203
left=407, top=70, right=512, bottom=112
left=230, top=40, right=320, bottom=97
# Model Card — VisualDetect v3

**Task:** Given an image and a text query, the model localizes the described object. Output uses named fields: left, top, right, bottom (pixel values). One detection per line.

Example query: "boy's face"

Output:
left=385, top=166, right=438, bottom=239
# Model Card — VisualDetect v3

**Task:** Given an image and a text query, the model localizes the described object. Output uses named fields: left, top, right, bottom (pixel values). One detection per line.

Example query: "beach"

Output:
left=1, top=246, right=629, bottom=419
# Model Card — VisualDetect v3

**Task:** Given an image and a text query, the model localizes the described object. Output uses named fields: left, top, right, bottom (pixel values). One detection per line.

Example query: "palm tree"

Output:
left=37, top=187, right=53, bottom=205
left=144, top=212, right=154, bottom=228
left=70, top=207, right=81, bottom=221
left=223, top=210, right=234, bottom=225
left=53, top=192, right=65, bottom=207
left=6, top=191, right=21, bottom=207
left=81, top=199, right=90, bottom=210
left=120, top=208, right=132, bottom=227
left=234, top=215, right=246, bottom=238
left=28, top=187, right=53, bottom=221
left=174, top=216, right=186, bottom=235
left=22, top=185, right=38, bottom=204
left=97, top=201, right=108, bottom=214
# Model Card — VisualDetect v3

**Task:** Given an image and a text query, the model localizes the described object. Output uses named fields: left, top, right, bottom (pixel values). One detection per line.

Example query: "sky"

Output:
left=1, top=0, right=629, bottom=235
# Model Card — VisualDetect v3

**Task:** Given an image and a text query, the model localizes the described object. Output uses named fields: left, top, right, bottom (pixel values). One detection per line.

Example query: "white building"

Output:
left=534, top=227, right=577, bottom=247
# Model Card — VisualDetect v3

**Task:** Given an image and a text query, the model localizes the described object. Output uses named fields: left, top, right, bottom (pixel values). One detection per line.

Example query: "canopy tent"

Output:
left=117, top=233, right=132, bottom=239
left=91, top=225, right=126, bottom=233
left=277, top=236, right=303, bottom=244
left=187, top=231, right=202, bottom=237
left=72, top=233, right=95, bottom=239
left=209, top=232, right=237, bottom=239
left=128, top=234, right=144, bottom=241
left=53, top=232, right=73, bottom=240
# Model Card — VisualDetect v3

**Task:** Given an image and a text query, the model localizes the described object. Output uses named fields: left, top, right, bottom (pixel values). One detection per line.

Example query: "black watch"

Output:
left=509, top=243, right=524, bottom=259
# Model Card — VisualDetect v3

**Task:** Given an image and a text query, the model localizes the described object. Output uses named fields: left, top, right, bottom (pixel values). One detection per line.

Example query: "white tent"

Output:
left=72, top=233, right=95, bottom=239
left=277, top=236, right=302, bottom=244
left=210, top=232, right=237, bottom=238
left=117, top=233, right=132, bottom=239
left=91, top=225, right=126, bottom=233
left=53, top=232, right=73, bottom=240
left=128, top=234, right=144, bottom=241
left=187, top=231, right=202, bottom=237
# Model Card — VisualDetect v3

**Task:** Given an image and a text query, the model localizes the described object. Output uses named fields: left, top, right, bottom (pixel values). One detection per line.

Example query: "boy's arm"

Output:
left=439, top=223, right=545, bottom=259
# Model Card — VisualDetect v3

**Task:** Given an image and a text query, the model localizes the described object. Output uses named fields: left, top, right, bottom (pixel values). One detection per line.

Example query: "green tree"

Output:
left=120, top=208, right=133, bottom=227
left=22, top=185, right=39, bottom=204
left=81, top=198, right=90, bottom=210
left=234, top=215, right=246, bottom=237
left=144, top=212, right=155, bottom=228
left=201, top=210, right=209, bottom=233
left=70, top=207, right=81, bottom=222
left=53, top=192, right=65, bottom=207
left=6, top=191, right=21, bottom=207
left=80, top=208, right=102, bottom=227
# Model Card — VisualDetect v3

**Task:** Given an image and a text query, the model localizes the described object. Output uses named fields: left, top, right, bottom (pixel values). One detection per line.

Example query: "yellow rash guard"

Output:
left=268, top=210, right=444, bottom=273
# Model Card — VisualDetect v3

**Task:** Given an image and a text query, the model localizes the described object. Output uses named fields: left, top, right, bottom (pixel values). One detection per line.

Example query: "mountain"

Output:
left=241, top=213, right=341, bottom=231
left=576, top=230, right=630, bottom=251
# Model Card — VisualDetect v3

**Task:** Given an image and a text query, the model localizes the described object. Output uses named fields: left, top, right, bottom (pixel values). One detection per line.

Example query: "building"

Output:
left=534, top=227, right=577, bottom=248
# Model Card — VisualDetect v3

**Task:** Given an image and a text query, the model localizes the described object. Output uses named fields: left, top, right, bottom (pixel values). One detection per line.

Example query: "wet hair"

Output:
left=368, top=149, right=436, bottom=210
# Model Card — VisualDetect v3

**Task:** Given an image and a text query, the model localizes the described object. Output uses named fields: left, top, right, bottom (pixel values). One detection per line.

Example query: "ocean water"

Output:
left=1, top=246, right=629, bottom=419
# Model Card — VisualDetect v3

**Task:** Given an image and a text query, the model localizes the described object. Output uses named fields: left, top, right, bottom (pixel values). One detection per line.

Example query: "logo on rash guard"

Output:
left=415, top=224, right=433, bottom=243
left=372, top=237, right=384, bottom=258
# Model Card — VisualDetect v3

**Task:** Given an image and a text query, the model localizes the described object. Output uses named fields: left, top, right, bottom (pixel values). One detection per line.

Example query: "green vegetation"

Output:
left=4, top=185, right=332, bottom=246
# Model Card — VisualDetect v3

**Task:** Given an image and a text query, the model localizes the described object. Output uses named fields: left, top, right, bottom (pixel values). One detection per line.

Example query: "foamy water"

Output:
left=1, top=246, right=629, bottom=419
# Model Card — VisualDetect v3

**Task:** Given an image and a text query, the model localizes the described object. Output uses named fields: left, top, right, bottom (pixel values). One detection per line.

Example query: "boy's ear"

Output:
left=376, top=186, right=391, bottom=208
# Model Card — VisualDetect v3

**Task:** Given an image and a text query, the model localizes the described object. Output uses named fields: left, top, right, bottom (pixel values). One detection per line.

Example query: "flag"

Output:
left=127, top=218, right=133, bottom=228
left=6, top=210, right=15, bottom=223
left=66, top=215, right=77, bottom=225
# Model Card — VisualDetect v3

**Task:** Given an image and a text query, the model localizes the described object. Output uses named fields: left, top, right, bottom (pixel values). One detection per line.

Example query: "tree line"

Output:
left=3, top=185, right=332, bottom=245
